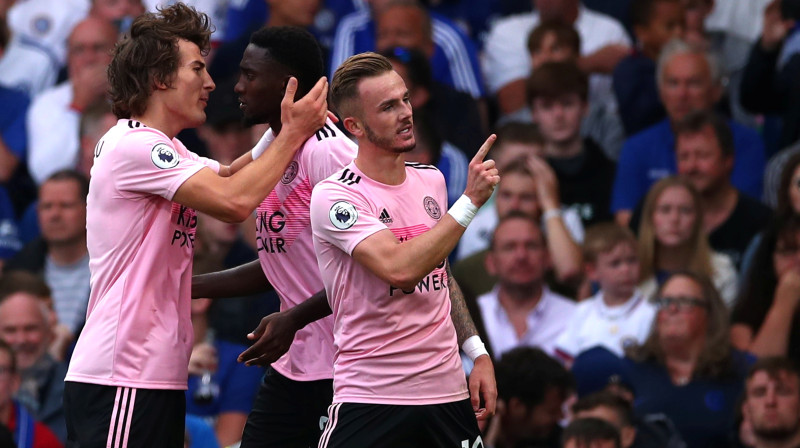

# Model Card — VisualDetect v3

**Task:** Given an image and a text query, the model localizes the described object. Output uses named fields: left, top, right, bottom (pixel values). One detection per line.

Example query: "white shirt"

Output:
left=0, top=34, right=60, bottom=96
left=554, top=290, right=656, bottom=359
left=455, top=204, right=585, bottom=261
left=705, top=0, right=770, bottom=42
left=7, top=0, right=89, bottom=67
left=477, top=286, right=576, bottom=358
left=481, top=5, right=630, bottom=107
left=26, top=82, right=80, bottom=185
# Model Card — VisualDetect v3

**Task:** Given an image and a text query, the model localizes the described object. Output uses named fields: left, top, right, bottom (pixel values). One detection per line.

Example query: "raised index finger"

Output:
left=472, top=134, right=496, bottom=164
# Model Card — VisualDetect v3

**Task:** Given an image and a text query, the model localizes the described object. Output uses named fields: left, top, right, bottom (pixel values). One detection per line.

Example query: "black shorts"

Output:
left=240, top=367, right=334, bottom=448
left=318, top=399, right=483, bottom=448
left=64, top=381, right=185, bottom=448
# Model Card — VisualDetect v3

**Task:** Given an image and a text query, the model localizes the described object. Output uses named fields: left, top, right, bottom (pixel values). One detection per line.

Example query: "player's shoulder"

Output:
left=303, top=122, right=357, bottom=154
left=115, top=120, right=173, bottom=147
left=405, top=161, right=445, bottom=184
left=315, top=165, right=363, bottom=193
left=404, top=161, right=440, bottom=173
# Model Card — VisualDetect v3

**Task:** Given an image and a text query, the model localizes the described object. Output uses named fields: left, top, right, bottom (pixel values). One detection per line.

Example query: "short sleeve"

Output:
left=112, top=129, right=213, bottom=200
left=310, top=181, right=386, bottom=256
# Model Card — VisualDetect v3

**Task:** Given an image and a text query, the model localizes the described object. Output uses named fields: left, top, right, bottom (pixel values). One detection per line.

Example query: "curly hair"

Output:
left=108, top=3, right=212, bottom=118
left=248, top=26, right=324, bottom=99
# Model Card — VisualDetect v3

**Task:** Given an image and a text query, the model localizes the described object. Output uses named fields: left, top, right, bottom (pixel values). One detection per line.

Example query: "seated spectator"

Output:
left=740, top=357, right=800, bottom=448
left=76, top=100, right=117, bottom=178
left=0, top=339, right=62, bottom=448
left=527, top=61, right=616, bottom=227
left=380, top=46, right=486, bottom=157
left=579, top=271, right=751, bottom=447
left=4, top=0, right=88, bottom=70
left=26, top=17, right=118, bottom=186
left=571, top=391, right=684, bottom=448
left=636, top=176, right=738, bottom=305
left=330, top=0, right=485, bottom=99
left=613, top=0, right=685, bottom=136
left=502, top=21, right=625, bottom=160
left=763, top=141, right=800, bottom=209
left=612, top=38, right=766, bottom=225
left=731, top=215, right=800, bottom=359
left=740, top=0, right=800, bottom=149
left=5, top=170, right=90, bottom=340
left=185, top=297, right=261, bottom=448
left=483, top=347, right=574, bottom=448
left=555, top=223, right=656, bottom=363
left=454, top=159, right=583, bottom=297
left=482, top=0, right=631, bottom=118
left=563, top=418, right=622, bottom=448
left=0, top=277, right=67, bottom=442
left=675, top=111, right=771, bottom=269
left=470, top=213, right=576, bottom=359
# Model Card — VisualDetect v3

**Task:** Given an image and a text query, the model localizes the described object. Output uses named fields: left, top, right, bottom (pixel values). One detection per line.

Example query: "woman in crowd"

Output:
left=637, top=177, right=737, bottom=305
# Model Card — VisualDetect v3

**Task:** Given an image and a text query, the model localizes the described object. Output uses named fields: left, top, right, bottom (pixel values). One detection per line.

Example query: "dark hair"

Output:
left=747, top=356, right=800, bottom=384
left=562, top=418, right=622, bottom=448
left=777, top=151, right=800, bottom=217
left=494, top=122, right=544, bottom=147
left=331, top=52, right=394, bottom=118
left=627, top=270, right=735, bottom=380
left=734, top=215, right=800, bottom=334
left=526, top=60, right=588, bottom=105
left=527, top=20, right=581, bottom=55
left=108, top=3, right=212, bottom=118
left=0, top=271, right=52, bottom=302
left=631, top=0, right=682, bottom=27
left=378, top=46, right=433, bottom=90
left=673, top=110, right=734, bottom=158
left=572, top=391, right=634, bottom=427
left=495, top=346, right=574, bottom=407
left=44, top=169, right=90, bottom=202
left=249, top=26, right=324, bottom=99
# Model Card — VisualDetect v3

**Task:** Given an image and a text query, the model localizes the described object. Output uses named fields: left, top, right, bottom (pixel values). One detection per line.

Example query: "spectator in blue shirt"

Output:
left=611, top=38, right=765, bottom=226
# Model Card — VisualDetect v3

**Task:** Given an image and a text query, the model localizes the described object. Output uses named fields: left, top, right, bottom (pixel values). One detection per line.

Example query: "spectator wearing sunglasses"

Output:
left=573, top=271, right=753, bottom=448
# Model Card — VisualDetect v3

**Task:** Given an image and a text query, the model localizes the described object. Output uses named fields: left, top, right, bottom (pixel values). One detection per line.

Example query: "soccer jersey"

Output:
left=256, top=119, right=357, bottom=381
left=310, top=162, right=468, bottom=405
left=554, top=291, right=656, bottom=360
left=66, top=119, right=219, bottom=390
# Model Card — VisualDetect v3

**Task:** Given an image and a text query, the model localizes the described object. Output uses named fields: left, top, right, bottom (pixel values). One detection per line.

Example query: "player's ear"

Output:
left=343, top=117, right=363, bottom=137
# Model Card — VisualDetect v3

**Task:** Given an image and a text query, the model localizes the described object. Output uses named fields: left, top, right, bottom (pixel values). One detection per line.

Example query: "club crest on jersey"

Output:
left=281, top=161, right=299, bottom=184
left=423, top=196, right=441, bottom=220
left=329, top=201, right=358, bottom=230
left=151, top=143, right=179, bottom=169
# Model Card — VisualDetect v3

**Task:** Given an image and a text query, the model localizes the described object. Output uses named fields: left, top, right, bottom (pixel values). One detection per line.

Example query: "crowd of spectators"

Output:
left=2, top=0, right=800, bottom=446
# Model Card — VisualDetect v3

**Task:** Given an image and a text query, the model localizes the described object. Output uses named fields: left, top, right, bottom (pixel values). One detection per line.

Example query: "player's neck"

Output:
left=133, top=107, right=181, bottom=140
left=353, top=143, right=407, bottom=185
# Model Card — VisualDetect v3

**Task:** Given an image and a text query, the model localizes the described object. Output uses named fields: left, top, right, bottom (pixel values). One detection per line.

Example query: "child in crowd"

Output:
left=555, top=223, right=656, bottom=364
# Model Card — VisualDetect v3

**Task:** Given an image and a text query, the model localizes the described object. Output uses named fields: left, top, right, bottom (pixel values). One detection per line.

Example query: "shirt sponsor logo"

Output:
left=329, top=201, right=357, bottom=230
left=151, top=143, right=180, bottom=169
left=423, top=196, right=441, bottom=220
left=281, top=161, right=299, bottom=184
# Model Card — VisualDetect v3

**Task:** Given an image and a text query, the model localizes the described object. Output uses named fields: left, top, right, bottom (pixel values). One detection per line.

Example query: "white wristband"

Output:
left=251, top=128, right=275, bottom=160
left=542, top=208, right=562, bottom=221
left=462, top=335, right=489, bottom=361
left=447, top=195, right=478, bottom=228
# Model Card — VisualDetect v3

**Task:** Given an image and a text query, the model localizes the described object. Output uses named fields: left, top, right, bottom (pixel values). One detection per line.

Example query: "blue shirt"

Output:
left=185, top=340, right=264, bottom=416
left=329, top=10, right=486, bottom=98
left=0, top=86, right=30, bottom=160
left=611, top=118, right=765, bottom=212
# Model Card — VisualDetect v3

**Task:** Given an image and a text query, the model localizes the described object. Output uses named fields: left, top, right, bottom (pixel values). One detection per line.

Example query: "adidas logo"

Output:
left=379, top=208, right=393, bottom=224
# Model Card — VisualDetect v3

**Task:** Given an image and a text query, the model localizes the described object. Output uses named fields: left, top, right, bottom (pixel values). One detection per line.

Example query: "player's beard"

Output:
left=363, top=122, right=415, bottom=154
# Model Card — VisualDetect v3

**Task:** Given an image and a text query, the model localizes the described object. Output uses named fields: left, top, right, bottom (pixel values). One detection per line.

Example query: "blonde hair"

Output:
left=637, top=176, right=713, bottom=281
left=330, top=52, right=393, bottom=118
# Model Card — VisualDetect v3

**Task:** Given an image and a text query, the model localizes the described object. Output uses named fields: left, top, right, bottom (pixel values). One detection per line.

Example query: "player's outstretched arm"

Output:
left=192, top=260, right=271, bottom=299
left=351, top=136, right=500, bottom=291
left=237, top=289, right=332, bottom=366
left=173, top=77, right=328, bottom=222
